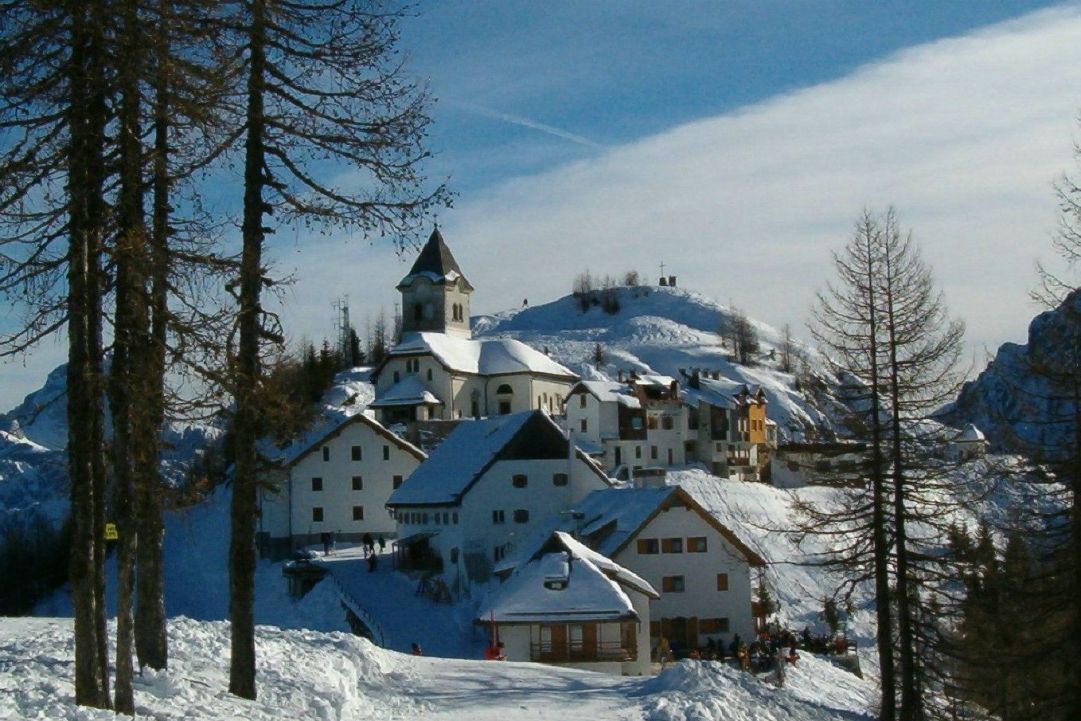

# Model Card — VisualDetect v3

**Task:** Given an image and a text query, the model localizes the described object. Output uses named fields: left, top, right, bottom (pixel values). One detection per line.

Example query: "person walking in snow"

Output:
left=411, top=642, right=423, bottom=656
left=377, top=535, right=386, bottom=553
left=362, top=532, right=374, bottom=558
left=657, top=636, right=672, bottom=668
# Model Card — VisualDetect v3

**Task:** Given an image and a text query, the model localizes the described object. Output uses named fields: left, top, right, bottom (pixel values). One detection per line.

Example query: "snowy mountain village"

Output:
left=250, top=229, right=983, bottom=675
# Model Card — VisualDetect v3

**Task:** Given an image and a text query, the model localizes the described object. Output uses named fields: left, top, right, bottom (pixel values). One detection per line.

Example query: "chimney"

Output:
left=659, top=276, right=668, bottom=287
left=690, top=369, right=700, bottom=389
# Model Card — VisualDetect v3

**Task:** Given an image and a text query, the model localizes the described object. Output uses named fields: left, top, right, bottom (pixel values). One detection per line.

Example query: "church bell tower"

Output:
left=396, top=228, right=474, bottom=338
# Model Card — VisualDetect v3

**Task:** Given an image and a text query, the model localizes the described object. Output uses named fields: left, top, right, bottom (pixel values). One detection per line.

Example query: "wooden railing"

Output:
left=530, top=641, right=633, bottom=663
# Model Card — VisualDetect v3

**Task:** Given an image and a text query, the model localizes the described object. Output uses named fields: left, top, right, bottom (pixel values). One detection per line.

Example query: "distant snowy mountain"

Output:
left=945, top=287, right=1081, bottom=457
left=0, top=362, right=224, bottom=533
left=474, top=284, right=849, bottom=442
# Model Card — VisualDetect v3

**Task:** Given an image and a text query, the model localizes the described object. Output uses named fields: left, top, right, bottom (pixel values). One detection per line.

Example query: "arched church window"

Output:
left=496, top=384, right=513, bottom=395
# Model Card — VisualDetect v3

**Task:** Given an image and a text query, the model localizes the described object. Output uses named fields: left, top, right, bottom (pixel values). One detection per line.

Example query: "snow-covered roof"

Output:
left=387, top=332, right=576, bottom=379
left=575, top=381, right=642, bottom=408
left=263, top=411, right=425, bottom=468
left=368, top=375, right=443, bottom=408
left=957, top=424, right=986, bottom=443
left=681, top=376, right=763, bottom=410
left=388, top=411, right=606, bottom=506
left=574, top=485, right=767, bottom=566
left=396, top=228, right=473, bottom=291
left=477, top=531, right=656, bottom=624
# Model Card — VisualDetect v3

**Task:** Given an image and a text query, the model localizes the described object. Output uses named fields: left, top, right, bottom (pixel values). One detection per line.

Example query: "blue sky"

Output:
left=2, top=1, right=1080, bottom=412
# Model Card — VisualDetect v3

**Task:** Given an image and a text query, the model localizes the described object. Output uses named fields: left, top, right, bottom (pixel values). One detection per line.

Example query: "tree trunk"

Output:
left=229, top=0, right=268, bottom=699
left=134, top=0, right=172, bottom=672
left=109, top=0, right=148, bottom=710
left=864, top=233, right=895, bottom=721
left=66, top=0, right=111, bottom=708
left=884, top=261, right=917, bottom=721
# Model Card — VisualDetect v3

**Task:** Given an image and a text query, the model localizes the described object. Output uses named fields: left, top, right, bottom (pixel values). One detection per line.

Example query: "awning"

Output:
left=393, top=530, right=440, bottom=547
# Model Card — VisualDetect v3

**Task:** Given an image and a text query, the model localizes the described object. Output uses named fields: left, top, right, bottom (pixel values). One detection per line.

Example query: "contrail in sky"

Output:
left=448, top=100, right=605, bottom=149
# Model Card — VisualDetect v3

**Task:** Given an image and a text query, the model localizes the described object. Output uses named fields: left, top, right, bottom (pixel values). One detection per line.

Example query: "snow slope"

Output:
left=0, top=616, right=878, bottom=721
left=474, top=285, right=848, bottom=442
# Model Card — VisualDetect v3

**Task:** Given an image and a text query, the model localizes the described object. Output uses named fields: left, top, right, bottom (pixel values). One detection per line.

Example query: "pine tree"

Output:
left=224, top=0, right=447, bottom=698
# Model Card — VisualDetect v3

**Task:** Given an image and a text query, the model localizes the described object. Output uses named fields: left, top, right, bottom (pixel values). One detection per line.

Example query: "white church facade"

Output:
left=371, top=229, right=577, bottom=425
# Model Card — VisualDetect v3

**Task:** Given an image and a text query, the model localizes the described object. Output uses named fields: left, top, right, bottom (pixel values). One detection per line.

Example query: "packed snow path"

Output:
left=317, top=547, right=487, bottom=659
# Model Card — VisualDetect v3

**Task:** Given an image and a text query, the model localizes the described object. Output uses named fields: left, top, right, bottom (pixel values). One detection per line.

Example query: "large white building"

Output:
left=571, top=485, right=765, bottom=652
left=257, top=413, right=426, bottom=559
left=371, top=229, right=577, bottom=425
left=386, top=410, right=612, bottom=597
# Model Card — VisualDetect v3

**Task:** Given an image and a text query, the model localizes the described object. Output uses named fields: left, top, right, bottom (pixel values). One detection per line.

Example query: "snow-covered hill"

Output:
left=474, top=285, right=848, bottom=442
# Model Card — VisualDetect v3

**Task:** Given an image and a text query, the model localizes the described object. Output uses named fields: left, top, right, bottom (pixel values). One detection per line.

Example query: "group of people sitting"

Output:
left=655, top=625, right=851, bottom=673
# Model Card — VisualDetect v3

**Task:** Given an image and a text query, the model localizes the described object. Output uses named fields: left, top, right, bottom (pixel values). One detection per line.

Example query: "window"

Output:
left=647, top=416, right=657, bottom=430
left=496, top=384, right=513, bottom=395
left=427, top=368, right=433, bottom=381
left=383, top=445, right=390, bottom=460
left=635, top=446, right=642, bottom=459
left=553, top=473, right=568, bottom=487
left=579, top=394, right=587, bottom=408
left=452, top=512, right=459, bottom=525
left=498, top=401, right=511, bottom=415
left=312, top=507, right=324, bottom=522
left=513, top=509, right=529, bottom=524
left=311, top=477, right=323, bottom=492
left=393, top=371, right=400, bottom=383
left=688, top=537, right=708, bottom=553
left=352, top=476, right=363, bottom=491
left=492, top=510, right=505, bottom=524
left=352, top=506, right=364, bottom=521
left=661, top=575, right=685, bottom=593
left=421, top=513, right=428, bottom=524
left=322, top=447, right=330, bottom=462
left=579, top=418, right=587, bottom=433
left=661, top=537, right=683, bottom=554
left=651, top=445, right=658, bottom=460
left=351, top=445, right=362, bottom=461
left=636, top=538, right=659, bottom=555
left=393, top=475, right=403, bottom=489
left=662, top=416, right=674, bottom=430
left=716, top=573, right=729, bottom=591
left=512, top=474, right=528, bottom=488
left=700, top=618, right=730, bottom=634
left=631, top=416, right=643, bottom=430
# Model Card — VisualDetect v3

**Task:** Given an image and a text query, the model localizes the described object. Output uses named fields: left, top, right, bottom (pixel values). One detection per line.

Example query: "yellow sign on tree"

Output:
left=104, top=523, right=118, bottom=541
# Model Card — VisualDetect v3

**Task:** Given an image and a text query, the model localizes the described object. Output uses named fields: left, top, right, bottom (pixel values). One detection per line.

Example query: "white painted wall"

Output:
left=262, top=419, right=422, bottom=550
left=613, top=504, right=755, bottom=648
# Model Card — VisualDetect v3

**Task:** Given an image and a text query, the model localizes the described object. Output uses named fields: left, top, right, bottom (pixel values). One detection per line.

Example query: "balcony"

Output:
left=530, top=640, right=635, bottom=663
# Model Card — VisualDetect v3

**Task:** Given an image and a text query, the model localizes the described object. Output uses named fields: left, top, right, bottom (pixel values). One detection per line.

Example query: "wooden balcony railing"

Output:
left=530, top=641, right=634, bottom=663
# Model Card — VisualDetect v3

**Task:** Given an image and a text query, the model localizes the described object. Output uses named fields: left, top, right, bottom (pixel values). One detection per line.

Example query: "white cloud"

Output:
left=5, top=7, right=1080, bottom=411
left=426, top=6, right=1081, bottom=357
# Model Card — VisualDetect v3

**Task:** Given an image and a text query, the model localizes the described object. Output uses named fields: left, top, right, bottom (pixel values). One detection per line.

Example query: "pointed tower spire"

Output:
left=397, top=228, right=474, bottom=338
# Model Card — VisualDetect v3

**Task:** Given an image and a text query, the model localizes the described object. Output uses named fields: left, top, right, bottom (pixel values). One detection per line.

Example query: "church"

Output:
left=370, top=228, right=577, bottom=425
